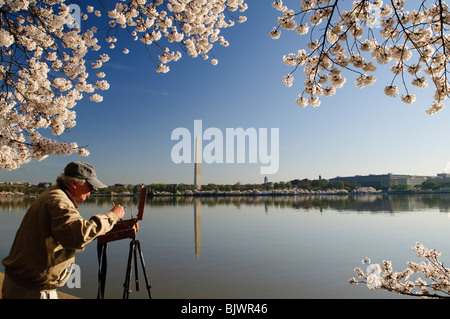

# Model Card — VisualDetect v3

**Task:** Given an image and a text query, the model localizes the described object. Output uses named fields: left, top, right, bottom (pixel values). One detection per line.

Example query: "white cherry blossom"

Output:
left=272, top=0, right=450, bottom=113
left=350, top=243, right=450, bottom=298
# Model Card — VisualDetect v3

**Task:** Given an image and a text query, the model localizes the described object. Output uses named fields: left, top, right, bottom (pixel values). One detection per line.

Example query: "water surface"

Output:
left=1, top=193, right=450, bottom=299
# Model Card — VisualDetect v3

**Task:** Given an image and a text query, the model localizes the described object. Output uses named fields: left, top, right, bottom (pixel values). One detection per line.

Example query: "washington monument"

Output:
left=194, top=134, right=201, bottom=190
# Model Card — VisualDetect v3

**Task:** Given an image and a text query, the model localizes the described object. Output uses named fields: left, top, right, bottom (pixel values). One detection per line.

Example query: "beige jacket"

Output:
left=2, top=186, right=118, bottom=291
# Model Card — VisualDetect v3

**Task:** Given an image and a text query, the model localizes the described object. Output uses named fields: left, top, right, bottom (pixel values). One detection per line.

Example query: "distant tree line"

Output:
left=0, top=183, right=47, bottom=195
left=2, top=178, right=450, bottom=196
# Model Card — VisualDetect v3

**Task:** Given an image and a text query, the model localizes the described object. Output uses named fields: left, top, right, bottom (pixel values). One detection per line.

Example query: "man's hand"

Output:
left=111, top=204, right=125, bottom=220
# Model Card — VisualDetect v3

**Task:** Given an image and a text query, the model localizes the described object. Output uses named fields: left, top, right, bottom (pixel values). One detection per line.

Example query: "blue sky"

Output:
left=2, top=0, right=450, bottom=186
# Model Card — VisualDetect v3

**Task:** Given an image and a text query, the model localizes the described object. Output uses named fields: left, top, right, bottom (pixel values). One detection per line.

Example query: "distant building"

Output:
left=194, top=135, right=201, bottom=190
left=37, top=182, right=53, bottom=188
left=329, top=173, right=431, bottom=189
left=262, top=176, right=274, bottom=187
left=430, top=173, right=450, bottom=184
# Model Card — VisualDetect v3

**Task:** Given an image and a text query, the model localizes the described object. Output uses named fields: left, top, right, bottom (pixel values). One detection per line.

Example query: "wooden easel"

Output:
left=96, top=185, right=152, bottom=299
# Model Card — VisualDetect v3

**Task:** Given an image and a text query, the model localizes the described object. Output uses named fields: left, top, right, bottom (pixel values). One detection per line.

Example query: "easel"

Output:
left=96, top=185, right=152, bottom=299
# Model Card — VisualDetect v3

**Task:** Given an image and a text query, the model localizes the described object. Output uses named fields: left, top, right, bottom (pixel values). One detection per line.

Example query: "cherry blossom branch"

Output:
left=272, top=0, right=450, bottom=113
left=0, top=0, right=248, bottom=170
left=350, top=243, right=450, bottom=298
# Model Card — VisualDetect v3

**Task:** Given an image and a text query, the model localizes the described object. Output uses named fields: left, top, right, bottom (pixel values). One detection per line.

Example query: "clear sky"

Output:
left=2, top=0, right=450, bottom=186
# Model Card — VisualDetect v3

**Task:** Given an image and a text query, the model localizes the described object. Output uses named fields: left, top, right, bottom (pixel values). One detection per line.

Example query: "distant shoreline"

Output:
left=1, top=189, right=449, bottom=199
left=82, top=189, right=450, bottom=197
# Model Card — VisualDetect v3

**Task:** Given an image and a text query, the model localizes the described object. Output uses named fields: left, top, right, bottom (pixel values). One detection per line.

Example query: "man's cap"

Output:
left=64, top=161, right=106, bottom=189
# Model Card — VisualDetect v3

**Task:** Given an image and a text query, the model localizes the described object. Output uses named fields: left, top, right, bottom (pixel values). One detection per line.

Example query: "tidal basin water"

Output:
left=1, top=193, right=450, bottom=299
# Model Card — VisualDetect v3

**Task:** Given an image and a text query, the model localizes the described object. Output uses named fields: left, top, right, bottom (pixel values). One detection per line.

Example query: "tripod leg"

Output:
left=97, top=242, right=107, bottom=299
left=135, top=240, right=152, bottom=299
left=134, top=240, right=139, bottom=292
left=123, top=239, right=136, bottom=299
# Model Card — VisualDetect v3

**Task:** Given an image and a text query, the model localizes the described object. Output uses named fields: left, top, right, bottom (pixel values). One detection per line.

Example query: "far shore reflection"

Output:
left=2, top=193, right=450, bottom=213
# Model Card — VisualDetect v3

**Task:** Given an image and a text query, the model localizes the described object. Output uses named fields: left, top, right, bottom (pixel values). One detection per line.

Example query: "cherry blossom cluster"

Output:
left=272, top=0, right=450, bottom=114
left=97, top=0, right=247, bottom=73
left=0, top=0, right=105, bottom=170
left=349, top=243, right=450, bottom=298
left=1, top=0, right=247, bottom=170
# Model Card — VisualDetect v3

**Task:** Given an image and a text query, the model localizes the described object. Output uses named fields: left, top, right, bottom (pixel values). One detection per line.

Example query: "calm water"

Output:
left=1, top=193, right=450, bottom=299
